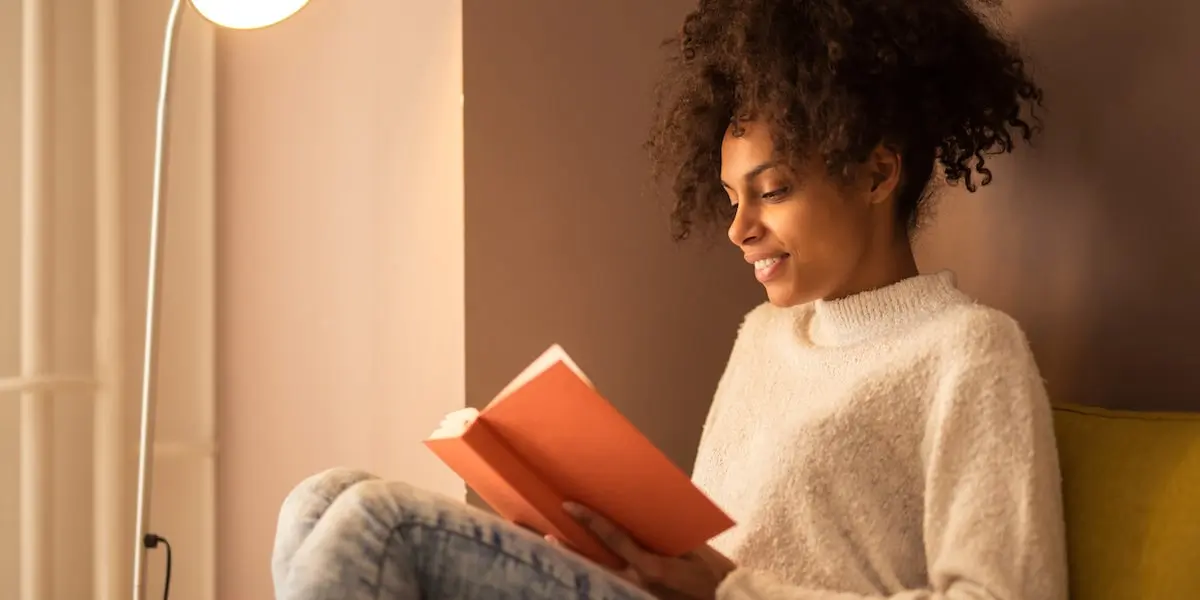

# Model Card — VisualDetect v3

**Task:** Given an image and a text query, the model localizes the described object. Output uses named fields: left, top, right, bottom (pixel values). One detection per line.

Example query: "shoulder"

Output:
left=724, top=300, right=805, bottom=358
left=720, top=301, right=781, bottom=351
left=739, top=301, right=781, bottom=331
left=923, top=301, right=1037, bottom=367
left=717, top=301, right=779, bottom=368
left=919, top=302, right=1050, bottom=422
left=918, top=303, right=1057, bottom=466
left=910, top=299, right=1048, bottom=415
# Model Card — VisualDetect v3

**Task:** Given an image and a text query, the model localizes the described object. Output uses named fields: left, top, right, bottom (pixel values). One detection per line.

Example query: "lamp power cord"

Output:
left=142, top=533, right=172, bottom=600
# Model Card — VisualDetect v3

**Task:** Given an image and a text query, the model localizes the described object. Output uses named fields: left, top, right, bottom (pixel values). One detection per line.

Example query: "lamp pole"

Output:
left=131, top=1, right=183, bottom=596
left=132, top=2, right=310, bottom=599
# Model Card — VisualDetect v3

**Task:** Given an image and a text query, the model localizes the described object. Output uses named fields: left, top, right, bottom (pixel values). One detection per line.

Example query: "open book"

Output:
left=424, top=344, right=735, bottom=569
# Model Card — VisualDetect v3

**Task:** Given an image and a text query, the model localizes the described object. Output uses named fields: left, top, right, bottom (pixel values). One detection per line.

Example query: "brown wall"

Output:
left=463, top=0, right=761, bottom=484
left=917, top=0, right=1200, bottom=412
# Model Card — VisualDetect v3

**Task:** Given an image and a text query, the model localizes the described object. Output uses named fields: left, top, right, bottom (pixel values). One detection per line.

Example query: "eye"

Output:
left=761, top=186, right=790, bottom=201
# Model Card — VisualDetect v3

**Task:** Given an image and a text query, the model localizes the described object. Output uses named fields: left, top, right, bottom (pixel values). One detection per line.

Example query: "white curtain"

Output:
left=0, top=1, right=216, bottom=599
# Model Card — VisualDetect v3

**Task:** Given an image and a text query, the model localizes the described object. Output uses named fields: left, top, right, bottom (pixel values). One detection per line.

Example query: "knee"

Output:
left=276, top=468, right=377, bottom=542
left=290, top=467, right=377, bottom=502
left=273, top=468, right=380, bottom=589
left=327, top=475, right=426, bottom=523
left=280, top=468, right=377, bottom=522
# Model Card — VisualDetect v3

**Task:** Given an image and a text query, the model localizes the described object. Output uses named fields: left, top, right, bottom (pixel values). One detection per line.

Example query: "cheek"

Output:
left=769, top=198, right=844, bottom=253
left=771, top=195, right=871, bottom=269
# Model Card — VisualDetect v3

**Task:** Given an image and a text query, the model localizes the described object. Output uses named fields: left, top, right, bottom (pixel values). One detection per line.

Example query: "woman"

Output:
left=272, top=0, right=1069, bottom=598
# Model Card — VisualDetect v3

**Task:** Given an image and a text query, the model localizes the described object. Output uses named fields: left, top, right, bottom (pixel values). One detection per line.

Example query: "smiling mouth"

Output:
left=753, top=254, right=789, bottom=282
left=753, top=257, right=782, bottom=270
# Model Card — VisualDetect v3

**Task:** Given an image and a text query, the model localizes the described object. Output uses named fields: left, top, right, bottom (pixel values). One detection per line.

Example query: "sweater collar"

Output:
left=803, top=270, right=967, bottom=346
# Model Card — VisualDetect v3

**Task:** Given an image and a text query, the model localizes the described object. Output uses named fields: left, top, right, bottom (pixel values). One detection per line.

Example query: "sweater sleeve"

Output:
left=714, top=311, right=1070, bottom=600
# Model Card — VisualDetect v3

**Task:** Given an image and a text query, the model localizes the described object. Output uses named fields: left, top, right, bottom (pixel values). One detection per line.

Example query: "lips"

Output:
left=747, top=253, right=789, bottom=283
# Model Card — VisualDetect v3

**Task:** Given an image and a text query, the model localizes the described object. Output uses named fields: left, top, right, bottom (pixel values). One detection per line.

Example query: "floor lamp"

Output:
left=133, top=1, right=310, bottom=600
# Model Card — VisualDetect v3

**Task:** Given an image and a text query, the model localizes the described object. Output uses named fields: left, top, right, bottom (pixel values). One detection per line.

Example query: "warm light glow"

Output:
left=189, top=0, right=310, bottom=29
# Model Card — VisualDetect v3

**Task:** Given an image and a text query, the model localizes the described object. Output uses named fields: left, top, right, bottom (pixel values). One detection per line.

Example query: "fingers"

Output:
left=546, top=533, right=645, bottom=587
left=562, top=503, right=638, bottom=556
left=562, top=503, right=667, bottom=582
left=560, top=503, right=731, bottom=598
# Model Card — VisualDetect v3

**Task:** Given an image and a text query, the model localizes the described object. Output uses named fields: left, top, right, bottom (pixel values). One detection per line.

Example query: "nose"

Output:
left=727, top=202, right=763, bottom=247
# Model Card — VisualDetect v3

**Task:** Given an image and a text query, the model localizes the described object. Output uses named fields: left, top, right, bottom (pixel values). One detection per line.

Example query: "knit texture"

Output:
left=692, top=271, right=1069, bottom=600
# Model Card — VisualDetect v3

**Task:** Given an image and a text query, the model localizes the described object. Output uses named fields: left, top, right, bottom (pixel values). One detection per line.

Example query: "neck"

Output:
left=826, top=231, right=919, bottom=302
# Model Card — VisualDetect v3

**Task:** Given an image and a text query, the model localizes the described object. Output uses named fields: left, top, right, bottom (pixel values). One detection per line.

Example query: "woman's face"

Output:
left=720, top=120, right=908, bottom=307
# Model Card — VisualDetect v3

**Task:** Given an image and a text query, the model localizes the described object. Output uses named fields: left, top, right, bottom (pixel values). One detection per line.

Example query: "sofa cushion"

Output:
left=1052, top=404, right=1200, bottom=600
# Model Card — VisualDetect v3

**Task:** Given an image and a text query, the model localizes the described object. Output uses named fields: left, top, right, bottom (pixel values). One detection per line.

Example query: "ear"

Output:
left=864, top=144, right=902, bottom=205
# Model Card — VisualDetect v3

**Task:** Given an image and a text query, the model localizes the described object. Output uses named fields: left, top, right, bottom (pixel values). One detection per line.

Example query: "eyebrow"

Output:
left=720, top=160, right=781, bottom=189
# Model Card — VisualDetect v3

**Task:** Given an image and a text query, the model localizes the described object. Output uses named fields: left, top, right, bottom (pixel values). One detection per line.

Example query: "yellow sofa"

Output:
left=1052, top=404, right=1200, bottom=599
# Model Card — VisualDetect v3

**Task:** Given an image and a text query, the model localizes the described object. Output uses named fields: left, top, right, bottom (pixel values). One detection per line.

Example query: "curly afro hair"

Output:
left=646, top=0, right=1044, bottom=241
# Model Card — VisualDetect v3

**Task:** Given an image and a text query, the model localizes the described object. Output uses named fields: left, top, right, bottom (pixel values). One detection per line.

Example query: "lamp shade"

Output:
left=189, top=0, right=310, bottom=29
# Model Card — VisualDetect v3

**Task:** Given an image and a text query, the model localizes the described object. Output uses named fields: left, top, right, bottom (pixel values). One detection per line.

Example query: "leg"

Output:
left=272, top=467, right=654, bottom=600
left=272, top=468, right=379, bottom=592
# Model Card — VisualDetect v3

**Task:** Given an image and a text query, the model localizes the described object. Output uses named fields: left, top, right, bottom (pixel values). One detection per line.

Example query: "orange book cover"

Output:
left=423, top=344, right=735, bottom=569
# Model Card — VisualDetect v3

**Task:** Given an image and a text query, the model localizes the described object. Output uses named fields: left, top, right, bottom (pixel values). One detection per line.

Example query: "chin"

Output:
left=763, top=283, right=813, bottom=308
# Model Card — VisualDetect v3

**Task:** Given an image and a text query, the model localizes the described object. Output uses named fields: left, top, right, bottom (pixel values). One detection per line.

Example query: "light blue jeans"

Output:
left=271, top=468, right=654, bottom=600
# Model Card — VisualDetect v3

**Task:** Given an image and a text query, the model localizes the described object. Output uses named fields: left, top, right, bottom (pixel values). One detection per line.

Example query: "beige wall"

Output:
left=215, top=1, right=465, bottom=598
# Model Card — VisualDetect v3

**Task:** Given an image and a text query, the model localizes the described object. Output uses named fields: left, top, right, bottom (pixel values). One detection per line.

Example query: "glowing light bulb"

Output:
left=189, top=0, right=310, bottom=30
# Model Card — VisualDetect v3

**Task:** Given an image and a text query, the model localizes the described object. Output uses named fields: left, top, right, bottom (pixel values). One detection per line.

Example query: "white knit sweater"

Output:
left=692, top=271, right=1069, bottom=600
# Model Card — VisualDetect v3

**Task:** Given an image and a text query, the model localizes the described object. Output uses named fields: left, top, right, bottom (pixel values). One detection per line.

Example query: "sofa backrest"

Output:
left=1052, top=404, right=1200, bottom=599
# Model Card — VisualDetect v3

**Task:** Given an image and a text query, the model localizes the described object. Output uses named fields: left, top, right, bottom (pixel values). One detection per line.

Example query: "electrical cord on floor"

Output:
left=143, top=533, right=172, bottom=600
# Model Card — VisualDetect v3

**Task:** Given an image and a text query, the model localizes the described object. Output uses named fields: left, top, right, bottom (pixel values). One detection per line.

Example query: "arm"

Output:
left=716, top=314, right=1070, bottom=600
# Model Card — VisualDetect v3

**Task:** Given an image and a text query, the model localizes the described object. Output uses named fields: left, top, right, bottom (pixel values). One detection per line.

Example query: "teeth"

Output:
left=754, top=257, right=781, bottom=270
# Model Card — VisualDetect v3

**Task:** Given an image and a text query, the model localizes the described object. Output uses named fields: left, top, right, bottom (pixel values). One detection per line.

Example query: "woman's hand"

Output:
left=558, top=502, right=737, bottom=600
